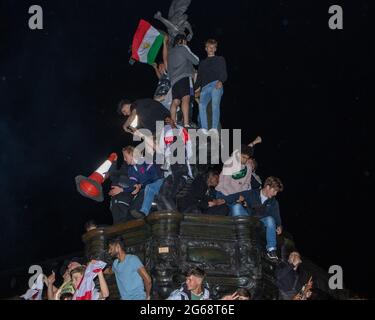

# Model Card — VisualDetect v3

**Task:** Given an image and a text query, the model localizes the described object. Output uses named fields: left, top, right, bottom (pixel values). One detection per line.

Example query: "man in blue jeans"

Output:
left=195, top=39, right=227, bottom=131
left=246, top=177, right=284, bottom=260
left=122, top=146, right=164, bottom=219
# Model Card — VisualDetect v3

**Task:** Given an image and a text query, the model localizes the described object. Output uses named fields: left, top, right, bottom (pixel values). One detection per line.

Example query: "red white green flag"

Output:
left=131, top=19, right=164, bottom=65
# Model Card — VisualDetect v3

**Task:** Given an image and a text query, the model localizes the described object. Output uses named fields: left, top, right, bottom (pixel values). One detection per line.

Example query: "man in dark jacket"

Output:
left=179, top=169, right=228, bottom=215
left=246, top=176, right=284, bottom=260
left=276, top=251, right=311, bottom=300
left=107, top=160, right=135, bottom=224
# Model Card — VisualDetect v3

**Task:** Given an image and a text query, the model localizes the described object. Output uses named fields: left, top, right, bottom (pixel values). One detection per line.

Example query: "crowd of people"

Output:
left=21, top=32, right=320, bottom=301
left=22, top=239, right=317, bottom=301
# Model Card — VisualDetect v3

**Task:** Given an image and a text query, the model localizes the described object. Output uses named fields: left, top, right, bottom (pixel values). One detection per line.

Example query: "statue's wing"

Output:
left=168, top=0, right=191, bottom=20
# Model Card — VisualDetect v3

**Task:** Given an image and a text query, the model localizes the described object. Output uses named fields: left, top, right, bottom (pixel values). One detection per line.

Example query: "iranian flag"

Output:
left=131, top=19, right=164, bottom=65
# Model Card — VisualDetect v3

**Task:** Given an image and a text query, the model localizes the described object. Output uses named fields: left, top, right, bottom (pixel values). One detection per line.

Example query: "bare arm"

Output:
left=47, top=284, right=57, bottom=301
left=138, top=267, right=152, bottom=300
left=152, top=63, right=162, bottom=79
left=122, top=109, right=137, bottom=133
left=97, top=271, right=109, bottom=300
left=163, top=35, right=169, bottom=70
left=45, top=272, right=57, bottom=300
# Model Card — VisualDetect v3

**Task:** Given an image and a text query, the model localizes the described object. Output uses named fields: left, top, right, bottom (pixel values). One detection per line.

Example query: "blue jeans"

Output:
left=228, top=203, right=249, bottom=217
left=260, top=216, right=277, bottom=252
left=199, top=81, right=223, bottom=130
left=140, top=179, right=164, bottom=215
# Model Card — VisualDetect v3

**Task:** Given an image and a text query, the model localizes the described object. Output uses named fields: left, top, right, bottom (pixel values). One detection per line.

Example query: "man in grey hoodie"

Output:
left=167, top=34, right=199, bottom=128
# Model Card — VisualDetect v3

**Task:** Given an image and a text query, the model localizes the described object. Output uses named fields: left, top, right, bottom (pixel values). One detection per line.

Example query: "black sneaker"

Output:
left=267, top=250, right=279, bottom=260
left=130, top=210, right=146, bottom=219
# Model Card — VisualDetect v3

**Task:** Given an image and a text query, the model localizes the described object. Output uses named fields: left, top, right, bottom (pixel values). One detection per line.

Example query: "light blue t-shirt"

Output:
left=112, top=254, right=146, bottom=300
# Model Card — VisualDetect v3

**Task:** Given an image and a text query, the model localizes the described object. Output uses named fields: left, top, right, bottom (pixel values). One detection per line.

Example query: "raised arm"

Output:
left=163, top=35, right=169, bottom=70
left=152, top=63, right=162, bottom=80
left=45, top=272, right=58, bottom=300
left=97, top=270, right=110, bottom=300
left=248, top=136, right=262, bottom=148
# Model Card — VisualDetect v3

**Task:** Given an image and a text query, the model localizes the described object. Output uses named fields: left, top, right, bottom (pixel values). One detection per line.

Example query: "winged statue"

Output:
left=154, top=0, right=194, bottom=45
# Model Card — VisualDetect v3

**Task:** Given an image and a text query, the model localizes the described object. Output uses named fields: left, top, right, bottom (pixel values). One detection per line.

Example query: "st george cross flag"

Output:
left=73, top=260, right=106, bottom=300
left=131, top=19, right=164, bottom=65
left=21, top=273, right=44, bottom=300
left=159, top=124, right=193, bottom=178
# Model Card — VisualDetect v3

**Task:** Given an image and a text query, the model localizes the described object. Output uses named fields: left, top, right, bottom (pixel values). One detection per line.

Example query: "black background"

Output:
left=0, top=0, right=373, bottom=298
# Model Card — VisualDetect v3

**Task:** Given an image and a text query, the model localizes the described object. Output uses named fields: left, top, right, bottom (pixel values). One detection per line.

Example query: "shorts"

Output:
left=172, top=77, right=193, bottom=100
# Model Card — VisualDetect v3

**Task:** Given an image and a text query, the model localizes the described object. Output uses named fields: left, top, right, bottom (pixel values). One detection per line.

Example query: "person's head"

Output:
left=84, top=220, right=97, bottom=232
left=174, top=33, right=187, bottom=47
left=288, top=251, right=302, bottom=266
left=60, top=293, right=74, bottom=300
left=117, top=99, right=132, bottom=116
left=236, top=288, right=251, bottom=300
left=185, top=267, right=205, bottom=292
left=67, top=257, right=83, bottom=272
left=240, top=145, right=254, bottom=165
left=108, top=236, right=127, bottom=259
left=122, top=146, right=135, bottom=165
left=207, top=169, right=220, bottom=187
left=164, top=115, right=173, bottom=126
left=61, top=268, right=71, bottom=282
left=205, top=39, right=218, bottom=57
left=262, top=176, right=284, bottom=198
left=70, top=266, right=86, bottom=290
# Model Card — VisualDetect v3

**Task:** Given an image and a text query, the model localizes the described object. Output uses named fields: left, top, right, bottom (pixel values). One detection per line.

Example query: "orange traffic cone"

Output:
left=75, top=153, right=117, bottom=202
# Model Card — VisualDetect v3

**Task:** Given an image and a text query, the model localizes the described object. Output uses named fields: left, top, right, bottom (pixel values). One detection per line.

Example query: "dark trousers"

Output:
left=110, top=191, right=144, bottom=224
left=204, top=204, right=229, bottom=216
left=110, top=192, right=133, bottom=224
left=159, top=164, right=189, bottom=211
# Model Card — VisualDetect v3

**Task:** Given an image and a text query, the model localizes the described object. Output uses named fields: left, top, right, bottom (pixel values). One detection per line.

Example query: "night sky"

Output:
left=0, top=0, right=373, bottom=298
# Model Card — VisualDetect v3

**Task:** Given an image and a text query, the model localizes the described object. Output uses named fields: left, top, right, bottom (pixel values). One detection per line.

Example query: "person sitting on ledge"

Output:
left=247, top=176, right=284, bottom=260
left=167, top=267, right=210, bottom=300
left=179, top=169, right=228, bottom=215
left=215, top=145, right=254, bottom=216
left=107, top=158, right=136, bottom=224
left=123, top=146, right=164, bottom=219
